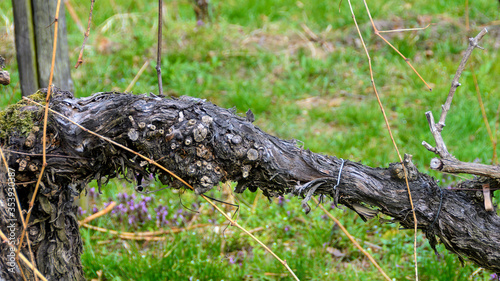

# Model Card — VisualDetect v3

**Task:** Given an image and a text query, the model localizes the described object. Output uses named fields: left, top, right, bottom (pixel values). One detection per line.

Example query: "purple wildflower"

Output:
left=88, top=187, right=97, bottom=199
left=277, top=196, right=284, bottom=206
left=77, top=207, right=87, bottom=217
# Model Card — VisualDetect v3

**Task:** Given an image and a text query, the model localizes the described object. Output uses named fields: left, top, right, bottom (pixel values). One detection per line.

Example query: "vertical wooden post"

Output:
left=12, top=0, right=39, bottom=95
left=32, top=0, right=73, bottom=92
left=11, top=0, right=73, bottom=96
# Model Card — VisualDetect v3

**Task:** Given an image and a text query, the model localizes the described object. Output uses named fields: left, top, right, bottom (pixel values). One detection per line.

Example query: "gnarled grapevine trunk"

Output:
left=0, top=89, right=499, bottom=280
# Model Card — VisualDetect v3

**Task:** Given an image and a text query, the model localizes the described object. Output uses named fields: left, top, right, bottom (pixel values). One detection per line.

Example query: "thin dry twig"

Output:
left=156, top=0, right=164, bottom=97
left=346, top=1, right=419, bottom=279
left=313, top=198, right=391, bottom=281
left=79, top=201, right=117, bottom=224
left=472, top=68, right=497, bottom=163
left=16, top=0, right=62, bottom=262
left=362, top=0, right=432, bottom=91
left=24, top=97, right=301, bottom=281
left=0, top=147, right=33, bottom=281
left=75, top=0, right=95, bottom=68
left=299, top=23, right=334, bottom=52
left=81, top=222, right=213, bottom=240
left=422, top=28, right=488, bottom=159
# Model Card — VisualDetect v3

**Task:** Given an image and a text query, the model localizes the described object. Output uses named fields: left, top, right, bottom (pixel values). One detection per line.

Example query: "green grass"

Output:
left=1, top=0, right=500, bottom=280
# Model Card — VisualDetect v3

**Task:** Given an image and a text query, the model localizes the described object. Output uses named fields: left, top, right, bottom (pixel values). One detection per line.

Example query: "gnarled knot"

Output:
left=389, top=153, right=418, bottom=182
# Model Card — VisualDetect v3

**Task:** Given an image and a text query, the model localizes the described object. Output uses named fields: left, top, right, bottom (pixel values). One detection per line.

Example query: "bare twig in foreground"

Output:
left=75, top=0, right=95, bottom=68
left=346, top=1, right=419, bottom=279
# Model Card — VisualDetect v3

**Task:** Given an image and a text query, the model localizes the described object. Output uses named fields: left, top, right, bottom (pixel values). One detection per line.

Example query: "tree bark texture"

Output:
left=0, top=89, right=499, bottom=280
left=0, top=71, right=10, bottom=85
left=11, top=0, right=74, bottom=96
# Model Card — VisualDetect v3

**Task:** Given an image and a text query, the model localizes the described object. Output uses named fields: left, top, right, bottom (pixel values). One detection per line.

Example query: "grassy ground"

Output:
left=1, top=0, right=500, bottom=280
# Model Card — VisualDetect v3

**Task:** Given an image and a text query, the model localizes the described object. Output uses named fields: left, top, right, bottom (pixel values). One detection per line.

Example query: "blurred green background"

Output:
left=1, top=0, right=499, bottom=280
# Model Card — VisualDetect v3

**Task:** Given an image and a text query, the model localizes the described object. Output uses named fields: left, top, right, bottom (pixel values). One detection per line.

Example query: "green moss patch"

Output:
left=0, top=91, right=46, bottom=139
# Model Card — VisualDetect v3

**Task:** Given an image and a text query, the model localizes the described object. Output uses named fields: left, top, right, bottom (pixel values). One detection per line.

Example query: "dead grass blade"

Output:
left=377, top=23, right=432, bottom=34
left=64, top=0, right=84, bottom=33
left=313, top=198, right=391, bottom=281
left=125, top=60, right=150, bottom=92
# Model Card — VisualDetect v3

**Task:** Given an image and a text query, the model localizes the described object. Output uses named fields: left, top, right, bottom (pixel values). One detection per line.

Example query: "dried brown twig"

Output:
left=79, top=202, right=117, bottom=224
left=377, top=23, right=432, bottom=34
left=75, top=0, right=95, bottom=68
left=81, top=222, right=214, bottom=240
left=346, top=1, right=420, bottom=279
left=362, top=0, right=432, bottom=91
left=313, top=198, right=391, bottom=281
left=0, top=229, right=47, bottom=281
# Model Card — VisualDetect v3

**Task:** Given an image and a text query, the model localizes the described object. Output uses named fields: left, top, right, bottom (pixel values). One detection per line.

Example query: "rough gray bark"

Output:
left=0, top=89, right=499, bottom=280
left=11, top=0, right=73, bottom=96
left=0, top=71, right=9, bottom=85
